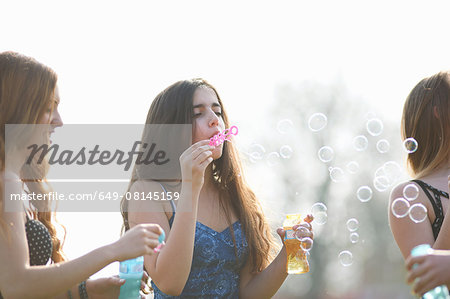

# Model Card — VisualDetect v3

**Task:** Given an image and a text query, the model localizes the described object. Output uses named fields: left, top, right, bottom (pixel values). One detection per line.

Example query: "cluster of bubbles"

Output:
left=351, top=117, right=395, bottom=155
left=246, top=119, right=298, bottom=166
left=246, top=114, right=421, bottom=269
left=346, top=218, right=359, bottom=244
left=310, top=202, right=328, bottom=225
left=391, top=183, right=427, bottom=223
left=247, top=143, right=293, bottom=166
left=295, top=226, right=314, bottom=253
left=372, top=161, right=403, bottom=192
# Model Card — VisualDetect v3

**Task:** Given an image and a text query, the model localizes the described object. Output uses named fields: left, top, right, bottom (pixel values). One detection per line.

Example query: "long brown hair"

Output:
left=0, top=51, right=65, bottom=263
left=121, top=78, right=277, bottom=273
left=401, top=71, right=450, bottom=178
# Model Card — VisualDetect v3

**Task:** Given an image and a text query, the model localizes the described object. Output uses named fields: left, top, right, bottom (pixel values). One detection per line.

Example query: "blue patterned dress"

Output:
left=152, top=200, right=248, bottom=298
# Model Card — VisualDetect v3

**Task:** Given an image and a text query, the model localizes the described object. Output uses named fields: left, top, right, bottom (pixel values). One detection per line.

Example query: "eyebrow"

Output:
left=192, top=103, right=221, bottom=109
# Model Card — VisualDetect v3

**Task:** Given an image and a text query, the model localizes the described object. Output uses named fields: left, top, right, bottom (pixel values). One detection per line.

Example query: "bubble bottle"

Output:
left=119, top=256, right=144, bottom=299
left=119, top=230, right=165, bottom=298
left=283, top=214, right=309, bottom=274
left=410, top=244, right=450, bottom=299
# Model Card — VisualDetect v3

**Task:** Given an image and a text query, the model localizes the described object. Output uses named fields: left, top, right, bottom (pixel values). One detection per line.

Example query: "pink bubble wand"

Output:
left=209, top=125, right=239, bottom=147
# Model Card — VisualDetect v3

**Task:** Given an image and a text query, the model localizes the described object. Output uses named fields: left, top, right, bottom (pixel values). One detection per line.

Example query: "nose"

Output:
left=51, top=109, right=63, bottom=128
left=208, top=110, right=219, bottom=128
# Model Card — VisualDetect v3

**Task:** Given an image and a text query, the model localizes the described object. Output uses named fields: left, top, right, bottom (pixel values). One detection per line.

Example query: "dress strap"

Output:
left=156, top=182, right=176, bottom=213
left=412, top=180, right=445, bottom=240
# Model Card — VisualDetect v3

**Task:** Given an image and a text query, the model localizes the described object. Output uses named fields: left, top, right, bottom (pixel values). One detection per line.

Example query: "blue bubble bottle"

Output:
left=119, top=256, right=144, bottom=299
left=410, top=244, right=450, bottom=299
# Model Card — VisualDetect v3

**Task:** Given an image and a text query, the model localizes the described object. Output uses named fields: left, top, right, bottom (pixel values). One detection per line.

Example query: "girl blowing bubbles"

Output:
left=122, top=79, right=313, bottom=298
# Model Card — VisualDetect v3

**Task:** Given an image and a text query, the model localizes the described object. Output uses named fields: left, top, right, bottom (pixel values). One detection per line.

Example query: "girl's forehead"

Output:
left=193, top=86, right=218, bottom=104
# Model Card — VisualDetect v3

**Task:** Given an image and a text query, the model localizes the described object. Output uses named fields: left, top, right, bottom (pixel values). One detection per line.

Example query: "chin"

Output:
left=212, top=147, right=223, bottom=160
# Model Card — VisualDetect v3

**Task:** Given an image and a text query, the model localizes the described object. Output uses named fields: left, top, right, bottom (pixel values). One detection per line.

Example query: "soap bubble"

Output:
left=279, top=145, right=293, bottom=159
left=311, top=202, right=327, bottom=215
left=318, top=146, right=334, bottom=163
left=409, top=203, right=428, bottom=223
left=308, top=113, right=327, bottom=132
left=346, top=218, right=359, bottom=232
left=299, top=237, right=314, bottom=252
left=376, top=139, right=390, bottom=153
left=339, top=250, right=353, bottom=267
left=382, top=161, right=403, bottom=185
left=373, top=176, right=390, bottom=192
left=366, top=118, right=384, bottom=136
left=248, top=144, right=265, bottom=160
left=346, top=161, right=359, bottom=174
left=403, top=184, right=419, bottom=201
left=391, top=198, right=410, bottom=218
left=295, top=226, right=311, bottom=241
left=329, top=167, right=345, bottom=183
left=266, top=152, right=280, bottom=167
left=277, top=119, right=294, bottom=135
left=313, top=212, right=328, bottom=225
left=357, top=186, right=373, bottom=202
left=403, top=138, right=418, bottom=153
left=349, top=233, right=359, bottom=244
left=352, top=135, right=368, bottom=151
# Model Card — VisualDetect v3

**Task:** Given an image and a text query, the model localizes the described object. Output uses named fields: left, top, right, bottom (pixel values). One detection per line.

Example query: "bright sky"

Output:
left=2, top=0, right=450, bottom=282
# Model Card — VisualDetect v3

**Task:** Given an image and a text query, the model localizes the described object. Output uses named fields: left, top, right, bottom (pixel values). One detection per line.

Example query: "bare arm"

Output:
left=388, top=182, right=435, bottom=259
left=128, top=140, right=213, bottom=296
left=239, top=245, right=288, bottom=299
left=128, top=181, right=199, bottom=296
left=0, top=202, right=160, bottom=299
left=239, top=224, right=313, bottom=298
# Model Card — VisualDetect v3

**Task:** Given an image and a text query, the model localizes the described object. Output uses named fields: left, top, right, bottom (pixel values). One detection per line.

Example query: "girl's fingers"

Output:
left=195, top=151, right=213, bottom=164
left=406, top=255, right=425, bottom=271
left=413, top=272, right=434, bottom=296
left=192, top=146, right=213, bottom=161
left=186, top=141, right=212, bottom=155
left=407, top=263, right=429, bottom=284
left=145, top=224, right=164, bottom=235
left=276, top=228, right=285, bottom=238
left=199, top=156, right=214, bottom=169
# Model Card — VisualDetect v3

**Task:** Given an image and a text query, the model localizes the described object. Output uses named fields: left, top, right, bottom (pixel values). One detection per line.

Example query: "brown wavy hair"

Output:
left=121, top=78, right=277, bottom=273
left=0, top=51, right=66, bottom=263
left=401, top=71, right=450, bottom=178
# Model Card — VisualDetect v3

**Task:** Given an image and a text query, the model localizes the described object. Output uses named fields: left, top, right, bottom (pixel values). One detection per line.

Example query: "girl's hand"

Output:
left=406, top=249, right=450, bottom=296
left=179, top=140, right=214, bottom=189
left=276, top=214, right=314, bottom=241
left=111, top=223, right=164, bottom=261
left=86, top=276, right=147, bottom=299
left=85, top=276, right=123, bottom=299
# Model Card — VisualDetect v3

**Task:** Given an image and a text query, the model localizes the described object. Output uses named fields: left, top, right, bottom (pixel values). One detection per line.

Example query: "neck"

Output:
left=202, top=164, right=215, bottom=191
